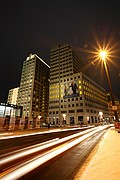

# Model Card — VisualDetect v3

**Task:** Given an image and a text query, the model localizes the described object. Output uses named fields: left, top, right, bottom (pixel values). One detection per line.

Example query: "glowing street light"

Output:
left=99, top=111, right=103, bottom=117
left=62, top=114, right=66, bottom=119
left=38, top=115, right=41, bottom=120
left=62, top=114, right=66, bottom=125
left=99, top=111, right=103, bottom=124
left=99, top=49, right=118, bottom=121
left=38, top=115, right=42, bottom=127
left=99, top=51, right=107, bottom=61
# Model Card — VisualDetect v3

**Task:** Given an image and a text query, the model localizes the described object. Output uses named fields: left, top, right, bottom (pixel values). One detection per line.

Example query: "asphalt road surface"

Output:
left=0, top=127, right=92, bottom=155
left=0, top=125, right=112, bottom=180
left=22, top=130, right=105, bottom=180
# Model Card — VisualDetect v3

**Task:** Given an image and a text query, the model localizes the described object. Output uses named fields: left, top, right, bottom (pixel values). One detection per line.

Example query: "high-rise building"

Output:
left=49, top=44, right=109, bottom=125
left=50, top=44, right=85, bottom=84
left=17, top=54, right=50, bottom=121
left=7, top=87, right=19, bottom=105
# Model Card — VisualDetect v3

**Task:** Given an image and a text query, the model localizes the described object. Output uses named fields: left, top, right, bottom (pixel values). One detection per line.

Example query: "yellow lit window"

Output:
left=80, top=91, right=82, bottom=94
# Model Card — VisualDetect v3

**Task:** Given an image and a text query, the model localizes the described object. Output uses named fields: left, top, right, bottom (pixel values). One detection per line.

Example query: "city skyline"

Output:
left=0, top=0, right=120, bottom=102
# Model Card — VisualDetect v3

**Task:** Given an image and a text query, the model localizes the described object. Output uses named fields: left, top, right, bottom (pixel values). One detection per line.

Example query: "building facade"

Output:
left=50, top=44, right=85, bottom=84
left=107, top=92, right=120, bottom=122
left=0, top=103, right=22, bottom=130
left=17, top=54, right=50, bottom=122
left=49, top=44, right=109, bottom=125
left=7, top=87, right=19, bottom=105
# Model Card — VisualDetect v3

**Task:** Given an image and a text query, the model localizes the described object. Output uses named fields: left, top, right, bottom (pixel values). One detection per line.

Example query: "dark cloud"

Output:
left=0, top=0, right=120, bottom=101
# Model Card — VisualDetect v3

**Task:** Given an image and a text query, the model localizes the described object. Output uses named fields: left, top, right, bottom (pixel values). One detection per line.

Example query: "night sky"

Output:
left=0, top=0, right=120, bottom=102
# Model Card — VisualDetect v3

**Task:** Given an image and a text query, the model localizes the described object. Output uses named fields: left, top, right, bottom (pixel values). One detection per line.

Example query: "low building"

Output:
left=49, top=72, right=109, bottom=125
left=0, top=103, right=22, bottom=130
left=107, top=92, right=120, bottom=122
left=7, top=87, right=19, bottom=105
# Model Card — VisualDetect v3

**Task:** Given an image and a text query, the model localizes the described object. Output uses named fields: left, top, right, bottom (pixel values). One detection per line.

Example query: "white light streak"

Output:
left=1, top=125, right=112, bottom=180
left=0, top=138, right=59, bottom=165
left=0, top=126, right=93, bottom=140
left=1, top=128, right=94, bottom=165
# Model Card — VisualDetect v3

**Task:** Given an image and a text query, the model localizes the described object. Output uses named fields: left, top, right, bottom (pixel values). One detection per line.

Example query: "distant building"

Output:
left=0, top=103, right=22, bottom=118
left=0, top=103, right=22, bottom=130
left=107, top=92, right=120, bottom=122
left=49, top=44, right=109, bottom=125
left=17, top=54, right=50, bottom=121
left=7, top=87, right=19, bottom=105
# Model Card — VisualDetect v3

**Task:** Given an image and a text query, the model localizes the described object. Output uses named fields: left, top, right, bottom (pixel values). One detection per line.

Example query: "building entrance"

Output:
left=78, top=116, right=83, bottom=125
left=70, top=117, right=74, bottom=125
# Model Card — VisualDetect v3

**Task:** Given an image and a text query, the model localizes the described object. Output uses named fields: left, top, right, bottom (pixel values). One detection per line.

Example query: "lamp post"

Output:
left=99, top=111, right=103, bottom=124
left=99, top=50, right=118, bottom=122
left=62, top=114, right=66, bottom=125
left=38, top=115, right=41, bottom=127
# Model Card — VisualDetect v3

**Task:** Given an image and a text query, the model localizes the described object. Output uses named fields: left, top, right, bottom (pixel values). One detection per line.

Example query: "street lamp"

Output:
left=62, top=114, right=66, bottom=125
left=99, top=111, right=103, bottom=124
left=38, top=115, right=41, bottom=120
left=99, top=50, right=118, bottom=122
left=38, top=115, right=41, bottom=127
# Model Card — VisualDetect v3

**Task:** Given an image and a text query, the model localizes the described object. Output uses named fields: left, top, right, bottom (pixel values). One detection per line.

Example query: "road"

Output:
left=0, top=125, right=112, bottom=180
left=0, top=126, right=93, bottom=154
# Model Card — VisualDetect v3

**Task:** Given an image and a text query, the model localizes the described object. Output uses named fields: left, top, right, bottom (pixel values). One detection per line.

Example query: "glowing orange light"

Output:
left=99, top=51, right=107, bottom=61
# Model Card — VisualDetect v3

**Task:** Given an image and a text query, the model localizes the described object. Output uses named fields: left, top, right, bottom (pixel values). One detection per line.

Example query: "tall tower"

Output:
left=49, top=44, right=85, bottom=124
left=50, top=44, right=84, bottom=83
left=17, top=54, right=50, bottom=121
left=49, top=44, right=109, bottom=126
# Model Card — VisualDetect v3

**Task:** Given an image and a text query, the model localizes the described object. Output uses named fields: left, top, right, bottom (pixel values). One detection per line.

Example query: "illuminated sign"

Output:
left=63, top=81, right=79, bottom=99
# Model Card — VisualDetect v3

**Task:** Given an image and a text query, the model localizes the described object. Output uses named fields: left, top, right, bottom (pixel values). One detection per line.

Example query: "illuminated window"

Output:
left=80, top=91, right=82, bottom=95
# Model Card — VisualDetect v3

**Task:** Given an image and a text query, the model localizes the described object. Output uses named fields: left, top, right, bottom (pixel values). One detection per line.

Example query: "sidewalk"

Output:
left=74, top=127, right=120, bottom=180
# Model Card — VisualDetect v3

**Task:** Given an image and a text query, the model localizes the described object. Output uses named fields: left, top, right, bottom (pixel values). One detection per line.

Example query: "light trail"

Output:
left=0, top=133, right=13, bottom=136
left=0, top=127, right=95, bottom=165
left=0, top=125, right=112, bottom=180
left=0, top=126, right=92, bottom=140
left=0, top=138, right=59, bottom=160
